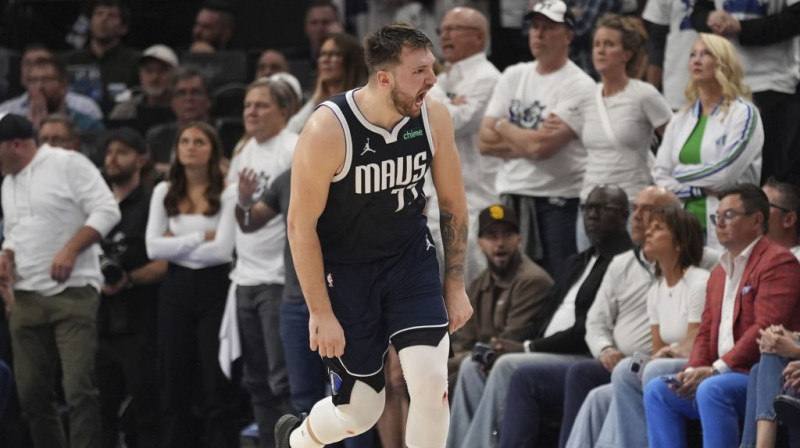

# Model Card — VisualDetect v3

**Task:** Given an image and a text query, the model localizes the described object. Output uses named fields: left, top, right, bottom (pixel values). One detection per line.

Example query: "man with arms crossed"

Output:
left=277, top=24, right=472, bottom=448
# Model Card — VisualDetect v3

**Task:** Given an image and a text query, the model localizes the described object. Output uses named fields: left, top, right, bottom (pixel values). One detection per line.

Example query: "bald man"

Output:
left=427, top=7, right=502, bottom=284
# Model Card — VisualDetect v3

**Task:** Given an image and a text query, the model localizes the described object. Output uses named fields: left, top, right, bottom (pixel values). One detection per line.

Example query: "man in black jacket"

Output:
left=446, top=185, right=632, bottom=448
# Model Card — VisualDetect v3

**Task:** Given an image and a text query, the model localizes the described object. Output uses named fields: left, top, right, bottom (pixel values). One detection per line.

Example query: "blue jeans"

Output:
left=279, top=301, right=327, bottom=414
left=741, top=354, right=797, bottom=448
left=644, top=372, right=748, bottom=448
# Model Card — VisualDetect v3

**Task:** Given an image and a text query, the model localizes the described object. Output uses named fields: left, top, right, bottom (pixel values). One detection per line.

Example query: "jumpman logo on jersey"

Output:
left=361, top=138, right=376, bottom=156
left=425, top=235, right=435, bottom=251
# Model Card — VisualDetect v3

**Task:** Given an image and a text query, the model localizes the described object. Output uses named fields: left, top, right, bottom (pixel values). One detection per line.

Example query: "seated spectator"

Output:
left=191, top=0, right=236, bottom=52
left=644, top=184, right=800, bottom=448
left=5, top=45, right=104, bottom=121
left=302, top=0, right=341, bottom=62
left=498, top=188, right=685, bottom=448
left=652, top=34, right=763, bottom=249
left=762, top=178, right=800, bottom=259
left=62, top=0, right=140, bottom=109
left=574, top=14, right=672, bottom=203
left=38, top=113, right=81, bottom=151
left=446, top=185, right=633, bottom=448
left=144, top=122, right=238, bottom=448
left=109, top=44, right=179, bottom=121
left=567, top=205, right=711, bottom=448
left=449, top=204, right=554, bottom=393
left=254, top=49, right=289, bottom=80
left=286, top=33, right=367, bottom=133
left=145, top=66, right=213, bottom=174
left=0, top=58, right=104, bottom=132
left=741, top=325, right=800, bottom=448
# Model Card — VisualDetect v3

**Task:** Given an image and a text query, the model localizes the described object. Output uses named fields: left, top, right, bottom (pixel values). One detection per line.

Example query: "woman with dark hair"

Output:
left=145, top=121, right=238, bottom=448
left=287, top=32, right=368, bottom=133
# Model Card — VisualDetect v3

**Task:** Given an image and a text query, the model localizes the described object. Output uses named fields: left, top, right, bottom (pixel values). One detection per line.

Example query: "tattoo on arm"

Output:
left=440, top=210, right=467, bottom=280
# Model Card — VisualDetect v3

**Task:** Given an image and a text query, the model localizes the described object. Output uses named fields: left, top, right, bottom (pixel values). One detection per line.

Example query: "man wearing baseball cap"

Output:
left=0, top=113, right=120, bottom=448
left=449, top=204, right=553, bottom=395
left=478, top=0, right=595, bottom=279
left=109, top=44, right=180, bottom=121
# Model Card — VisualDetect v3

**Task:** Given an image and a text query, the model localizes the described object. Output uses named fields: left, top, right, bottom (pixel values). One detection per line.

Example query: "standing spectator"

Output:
left=427, top=6, right=502, bottom=283
left=38, top=113, right=81, bottom=151
left=14, top=45, right=104, bottom=120
left=691, top=0, right=800, bottom=186
left=191, top=0, right=236, bottom=52
left=62, top=0, right=140, bottom=109
left=642, top=0, right=699, bottom=110
left=304, top=0, right=341, bottom=61
left=762, top=178, right=800, bottom=258
left=478, top=0, right=595, bottom=277
left=0, top=59, right=104, bottom=132
left=652, top=34, right=763, bottom=249
left=145, top=122, right=238, bottom=448
left=449, top=204, right=554, bottom=391
left=145, top=67, right=213, bottom=175
left=226, top=78, right=297, bottom=447
left=255, top=49, right=289, bottom=79
left=0, top=113, right=121, bottom=448
left=286, top=33, right=367, bottom=133
left=96, top=127, right=166, bottom=448
left=644, top=184, right=800, bottom=448
left=575, top=14, right=672, bottom=203
left=109, top=45, right=179, bottom=121
left=566, top=0, right=624, bottom=78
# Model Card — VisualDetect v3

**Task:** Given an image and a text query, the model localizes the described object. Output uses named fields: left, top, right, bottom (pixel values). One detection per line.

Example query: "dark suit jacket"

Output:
left=687, top=237, right=800, bottom=373
left=523, top=230, right=633, bottom=354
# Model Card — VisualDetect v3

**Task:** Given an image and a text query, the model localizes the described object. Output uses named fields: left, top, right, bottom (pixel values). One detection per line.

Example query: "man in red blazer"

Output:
left=643, top=183, right=800, bottom=448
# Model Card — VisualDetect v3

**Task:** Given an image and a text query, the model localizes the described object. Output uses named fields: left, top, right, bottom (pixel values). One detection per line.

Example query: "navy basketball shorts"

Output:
left=321, top=228, right=449, bottom=405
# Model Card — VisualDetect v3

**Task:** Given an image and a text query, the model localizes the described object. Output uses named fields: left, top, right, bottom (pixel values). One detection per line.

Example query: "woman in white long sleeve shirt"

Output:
left=652, top=34, right=764, bottom=249
left=145, top=121, right=238, bottom=448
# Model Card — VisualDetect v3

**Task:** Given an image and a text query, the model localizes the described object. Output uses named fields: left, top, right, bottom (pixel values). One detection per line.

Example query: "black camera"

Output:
left=100, top=233, right=128, bottom=285
left=471, top=342, right=497, bottom=367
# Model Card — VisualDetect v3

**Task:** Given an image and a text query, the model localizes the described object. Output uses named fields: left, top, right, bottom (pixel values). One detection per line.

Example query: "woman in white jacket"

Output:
left=652, top=33, right=764, bottom=249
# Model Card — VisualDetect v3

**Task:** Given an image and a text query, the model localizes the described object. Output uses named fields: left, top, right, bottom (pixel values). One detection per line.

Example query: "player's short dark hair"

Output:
left=363, top=23, right=433, bottom=75
left=718, top=183, right=770, bottom=234
left=91, top=0, right=130, bottom=26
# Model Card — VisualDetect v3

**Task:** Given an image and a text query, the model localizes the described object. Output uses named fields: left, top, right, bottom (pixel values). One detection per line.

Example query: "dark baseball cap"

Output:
left=103, top=127, right=147, bottom=154
left=0, top=114, right=34, bottom=143
left=478, top=204, right=520, bottom=236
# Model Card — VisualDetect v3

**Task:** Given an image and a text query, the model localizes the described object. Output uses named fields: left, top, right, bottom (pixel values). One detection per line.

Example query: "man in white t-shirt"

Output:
left=478, top=0, right=594, bottom=278
left=427, top=6, right=501, bottom=283
left=691, top=0, right=800, bottom=184
left=763, top=178, right=800, bottom=259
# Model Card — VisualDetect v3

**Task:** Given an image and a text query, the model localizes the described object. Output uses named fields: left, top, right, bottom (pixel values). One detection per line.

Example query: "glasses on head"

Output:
left=769, top=202, right=793, bottom=214
left=709, top=209, right=752, bottom=226
left=580, top=203, right=626, bottom=215
left=318, top=51, right=343, bottom=60
left=436, top=25, right=480, bottom=36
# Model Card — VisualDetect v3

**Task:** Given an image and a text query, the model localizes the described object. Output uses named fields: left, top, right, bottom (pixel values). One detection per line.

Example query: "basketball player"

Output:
left=276, top=24, right=472, bottom=448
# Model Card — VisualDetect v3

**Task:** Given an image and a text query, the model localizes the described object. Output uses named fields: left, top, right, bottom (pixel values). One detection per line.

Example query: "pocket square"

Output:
left=742, top=285, right=752, bottom=295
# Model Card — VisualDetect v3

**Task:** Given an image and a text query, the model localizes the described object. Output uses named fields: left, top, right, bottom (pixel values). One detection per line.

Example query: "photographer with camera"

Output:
left=448, top=204, right=554, bottom=394
left=96, top=127, right=167, bottom=448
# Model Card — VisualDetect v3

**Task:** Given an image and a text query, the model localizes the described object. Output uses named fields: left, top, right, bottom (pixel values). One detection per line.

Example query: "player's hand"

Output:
left=238, top=168, right=259, bottom=208
left=309, top=309, right=346, bottom=358
left=445, top=287, right=472, bottom=334
left=51, top=246, right=78, bottom=283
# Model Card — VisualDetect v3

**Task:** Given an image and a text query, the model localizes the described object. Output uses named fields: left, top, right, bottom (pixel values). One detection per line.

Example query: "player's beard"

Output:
left=391, top=84, right=423, bottom=118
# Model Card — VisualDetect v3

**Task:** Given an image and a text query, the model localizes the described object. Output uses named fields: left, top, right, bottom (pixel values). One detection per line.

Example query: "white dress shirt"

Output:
left=715, top=236, right=762, bottom=373
left=1, top=145, right=120, bottom=295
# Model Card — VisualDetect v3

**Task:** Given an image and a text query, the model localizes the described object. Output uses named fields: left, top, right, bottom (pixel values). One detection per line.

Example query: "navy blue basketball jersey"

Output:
left=315, top=88, right=435, bottom=264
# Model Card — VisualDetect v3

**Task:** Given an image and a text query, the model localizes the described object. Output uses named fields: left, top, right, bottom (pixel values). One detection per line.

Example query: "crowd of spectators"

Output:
left=0, top=0, right=799, bottom=447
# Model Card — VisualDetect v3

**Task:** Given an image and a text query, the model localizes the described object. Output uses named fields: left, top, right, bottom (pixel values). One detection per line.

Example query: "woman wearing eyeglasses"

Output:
left=286, top=33, right=367, bottom=133
left=652, top=33, right=763, bottom=250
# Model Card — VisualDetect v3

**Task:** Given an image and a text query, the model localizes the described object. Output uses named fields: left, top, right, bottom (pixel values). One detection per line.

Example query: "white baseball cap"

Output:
left=527, top=0, right=576, bottom=29
left=140, top=44, right=179, bottom=68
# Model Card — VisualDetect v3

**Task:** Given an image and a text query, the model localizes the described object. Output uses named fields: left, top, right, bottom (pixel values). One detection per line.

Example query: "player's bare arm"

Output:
left=288, top=106, right=347, bottom=358
left=428, top=97, right=473, bottom=333
left=492, top=112, right=577, bottom=160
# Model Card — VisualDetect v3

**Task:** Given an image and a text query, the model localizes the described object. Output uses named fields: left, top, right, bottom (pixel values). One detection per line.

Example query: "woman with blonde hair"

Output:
left=652, top=33, right=764, bottom=249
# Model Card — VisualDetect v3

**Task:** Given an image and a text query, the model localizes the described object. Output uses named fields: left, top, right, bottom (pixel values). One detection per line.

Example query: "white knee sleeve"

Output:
left=305, top=380, right=385, bottom=444
left=398, top=333, right=451, bottom=448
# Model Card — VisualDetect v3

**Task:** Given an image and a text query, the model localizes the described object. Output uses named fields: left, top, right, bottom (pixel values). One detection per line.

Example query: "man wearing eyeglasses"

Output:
left=426, top=6, right=501, bottom=284
left=644, top=183, right=800, bottom=448
left=763, top=178, right=800, bottom=260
